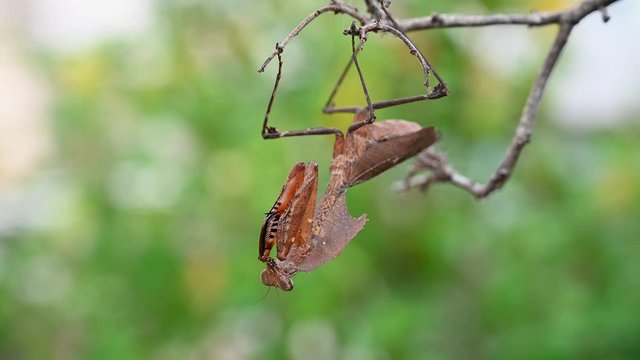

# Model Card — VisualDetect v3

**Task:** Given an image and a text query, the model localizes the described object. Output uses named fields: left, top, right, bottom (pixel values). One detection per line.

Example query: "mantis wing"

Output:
left=297, top=193, right=367, bottom=272
left=345, top=120, right=439, bottom=187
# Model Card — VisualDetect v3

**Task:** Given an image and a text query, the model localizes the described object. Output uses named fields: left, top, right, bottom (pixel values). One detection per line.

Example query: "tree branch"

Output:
left=397, top=5, right=612, bottom=196
left=398, top=0, right=619, bottom=31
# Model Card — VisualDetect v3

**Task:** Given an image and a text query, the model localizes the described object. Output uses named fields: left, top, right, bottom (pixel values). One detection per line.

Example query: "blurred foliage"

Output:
left=1, top=0, right=639, bottom=359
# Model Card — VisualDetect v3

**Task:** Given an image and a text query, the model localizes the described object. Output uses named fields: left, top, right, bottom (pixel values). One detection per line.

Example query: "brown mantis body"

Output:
left=259, top=116, right=440, bottom=290
left=257, top=9, right=445, bottom=291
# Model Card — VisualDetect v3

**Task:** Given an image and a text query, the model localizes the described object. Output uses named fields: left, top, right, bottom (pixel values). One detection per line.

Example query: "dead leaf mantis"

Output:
left=257, top=19, right=446, bottom=290
left=258, top=112, right=440, bottom=290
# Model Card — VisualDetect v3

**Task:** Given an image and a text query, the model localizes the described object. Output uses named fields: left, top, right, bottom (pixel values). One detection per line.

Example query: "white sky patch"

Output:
left=549, top=1, right=640, bottom=129
left=468, top=26, right=540, bottom=78
left=27, top=0, right=154, bottom=52
left=446, top=1, right=639, bottom=130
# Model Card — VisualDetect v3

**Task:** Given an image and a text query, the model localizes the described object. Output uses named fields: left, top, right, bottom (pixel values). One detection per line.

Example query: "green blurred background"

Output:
left=0, top=0, right=639, bottom=359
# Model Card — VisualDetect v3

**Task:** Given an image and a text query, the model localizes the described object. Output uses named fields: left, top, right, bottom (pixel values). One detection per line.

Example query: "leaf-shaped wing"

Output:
left=345, top=120, right=439, bottom=187
left=297, top=193, right=367, bottom=272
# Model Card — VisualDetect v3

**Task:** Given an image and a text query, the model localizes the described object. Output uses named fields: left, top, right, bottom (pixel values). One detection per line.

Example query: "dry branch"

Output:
left=396, top=0, right=620, bottom=197
left=398, top=0, right=618, bottom=31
